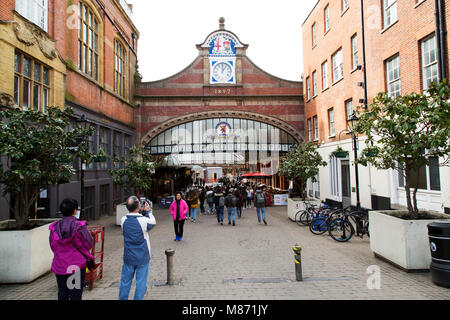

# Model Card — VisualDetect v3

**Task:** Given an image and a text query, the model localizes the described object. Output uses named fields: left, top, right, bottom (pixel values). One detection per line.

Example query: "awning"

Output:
left=241, top=172, right=272, bottom=177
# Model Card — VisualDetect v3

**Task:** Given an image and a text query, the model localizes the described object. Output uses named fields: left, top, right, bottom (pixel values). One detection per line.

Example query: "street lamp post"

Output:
left=347, top=113, right=361, bottom=210
left=76, top=114, right=90, bottom=220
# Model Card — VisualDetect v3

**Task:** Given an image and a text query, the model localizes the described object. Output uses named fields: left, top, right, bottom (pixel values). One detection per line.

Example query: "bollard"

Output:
left=165, top=249, right=175, bottom=285
left=292, top=244, right=303, bottom=281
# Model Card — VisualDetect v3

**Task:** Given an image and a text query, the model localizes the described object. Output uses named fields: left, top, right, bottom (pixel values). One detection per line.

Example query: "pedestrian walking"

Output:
left=241, top=187, right=248, bottom=209
left=119, top=196, right=156, bottom=300
left=186, top=190, right=199, bottom=222
left=225, top=190, right=237, bottom=226
left=49, top=198, right=95, bottom=301
left=217, top=192, right=225, bottom=225
left=206, top=187, right=215, bottom=214
left=169, top=192, right=189, bottom=241
left=254, top=187, right=267, bottom=225
left=247, top=187, right=253, bottom=208
left=199, top=187, right=206, bottom=215
left=235, top=189, right=243, bottom=218
left=214, top=187, right=223, bottom=217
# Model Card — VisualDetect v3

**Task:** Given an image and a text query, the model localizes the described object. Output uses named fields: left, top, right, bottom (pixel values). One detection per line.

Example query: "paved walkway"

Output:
left=0, top=205, right=449, bottom=300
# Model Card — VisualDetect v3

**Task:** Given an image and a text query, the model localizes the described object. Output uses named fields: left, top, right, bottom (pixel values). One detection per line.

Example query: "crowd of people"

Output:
left=48, top=182, right=269, bottom=301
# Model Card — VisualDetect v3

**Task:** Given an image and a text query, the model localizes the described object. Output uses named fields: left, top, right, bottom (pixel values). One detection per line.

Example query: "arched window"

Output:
left=78, top=1, right=99, bottom=80
left=114, top=39, right=126, bottom=98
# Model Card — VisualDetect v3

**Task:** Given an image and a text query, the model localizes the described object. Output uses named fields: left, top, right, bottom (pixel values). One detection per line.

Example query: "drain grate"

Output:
left=223, top=278, right=289, bottom=284
left=223, top=276, right=357, bottom=284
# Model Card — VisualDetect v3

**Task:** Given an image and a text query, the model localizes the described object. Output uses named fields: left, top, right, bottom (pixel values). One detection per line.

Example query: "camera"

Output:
left=140, top=197, right=153, bottom=214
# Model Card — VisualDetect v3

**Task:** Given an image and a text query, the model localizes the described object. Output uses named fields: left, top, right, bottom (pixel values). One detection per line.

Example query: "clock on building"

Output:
left=212, top=61, right=234, bottom=83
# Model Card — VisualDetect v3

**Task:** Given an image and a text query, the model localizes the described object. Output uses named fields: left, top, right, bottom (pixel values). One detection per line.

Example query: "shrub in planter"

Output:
left=279, top=142, right=326, bottom=200
left=0, top=106, right=94, bottom=230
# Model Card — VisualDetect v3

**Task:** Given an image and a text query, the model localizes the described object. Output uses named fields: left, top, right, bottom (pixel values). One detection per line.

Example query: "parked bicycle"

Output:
left=309, top=207, right=349, bottom=235
left=294, top=201, right=329, bottom=226
left=327, top=210, right=370, bottom=242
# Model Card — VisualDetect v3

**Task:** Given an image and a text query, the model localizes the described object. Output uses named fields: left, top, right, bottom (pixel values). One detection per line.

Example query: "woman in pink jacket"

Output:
left=49, top=198, right=95, bottom=300
left=169, top=192, right=189, bottom=241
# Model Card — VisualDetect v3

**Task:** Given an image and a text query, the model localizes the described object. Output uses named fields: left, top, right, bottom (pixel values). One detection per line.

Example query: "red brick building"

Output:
left=135, top=19, right=304, bottom=194
left=0, top=0, right=140, bottom=220
left=302, top=0, right=449, bottom=212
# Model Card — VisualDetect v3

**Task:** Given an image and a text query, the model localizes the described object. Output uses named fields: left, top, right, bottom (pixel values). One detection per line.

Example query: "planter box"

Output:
left=0, top=219, right=59, bottom=283
left=287, top=198, right=321, bottom=221
left=116, top=203, right=128, bottom=226
left=369, top=210, right=450, bottom=271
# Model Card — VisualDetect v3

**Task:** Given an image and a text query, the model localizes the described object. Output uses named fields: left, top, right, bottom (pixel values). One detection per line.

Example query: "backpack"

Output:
left=255, top=192, right=265, bottom=206
left=231, top=195, right=239, bottom=207
left=219, top=196, right=225, bottom=207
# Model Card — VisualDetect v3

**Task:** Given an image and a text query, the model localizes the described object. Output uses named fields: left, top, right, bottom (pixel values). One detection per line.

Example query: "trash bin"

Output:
left=427, top=221, right=450, bottom=288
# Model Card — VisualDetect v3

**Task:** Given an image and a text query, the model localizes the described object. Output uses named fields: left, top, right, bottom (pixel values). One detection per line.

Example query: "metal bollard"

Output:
left=292, top=244, right=303, bottom=281
left=165, top=249, right=175, bottom=285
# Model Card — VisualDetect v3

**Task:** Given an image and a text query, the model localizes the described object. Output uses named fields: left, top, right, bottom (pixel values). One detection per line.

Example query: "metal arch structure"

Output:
left=139, top=110, right=305, bottom=148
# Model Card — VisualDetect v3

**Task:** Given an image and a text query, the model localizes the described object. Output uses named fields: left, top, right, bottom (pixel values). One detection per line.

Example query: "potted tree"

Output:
left=279, top=142, right=327, bottom=221
left=0, top=106, right=94, bottom=283
left=108, top=146, right=159, bottom=225
left=353, top=80, right=450, bottom=271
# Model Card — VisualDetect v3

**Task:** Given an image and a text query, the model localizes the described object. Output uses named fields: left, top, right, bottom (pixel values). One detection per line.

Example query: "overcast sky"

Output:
left=127, top=0, right=318, bottom=82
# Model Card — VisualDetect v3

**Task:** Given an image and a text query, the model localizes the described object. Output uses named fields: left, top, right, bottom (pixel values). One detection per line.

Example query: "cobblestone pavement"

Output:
left=0, top=205, right=449, bottom=300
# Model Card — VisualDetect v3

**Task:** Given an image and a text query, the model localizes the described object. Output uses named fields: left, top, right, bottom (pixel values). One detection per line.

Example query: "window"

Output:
left=383, top=0, right=398, bottom=29
left=312, top=23, right=317, bottom=47
left=16, top=0, right=48, bottom=31
left=342, top=0, right=349, bottom=12
left=421, top=35, right=439, bottom=91
left=328, top=108, right=335, bottom=136
left=114, top=39, right=126, bottom=98
left=306, top=76, right=311, bottom=100
left=99, top=127, right=110, bottom=170
left=385, top=55, right=401, bottom=98
left=14, top=51, right=50, bottom=112
left=332, top=48, right=343, bottom=83
left=78, top=2, right=99, bottom=80
left=329, top=156, right=340, bottom=197
left=324, top=5, right=330, bottom=32
left=99, top=184, right=110, bottom=216
left=308, top=118, right=312, bottom=141
left=322, top=61, right=329, bottom=90
left=313, top=115, right=318, bottom=141
left=398, top=157, right=441, bottom=191
left=351, top=34, right=359, bottom=70
left=113, top=131, right=122, bottom=169
left=345, top=99, right=354, bottom=129
left=312, top=70, right=317, bottom=97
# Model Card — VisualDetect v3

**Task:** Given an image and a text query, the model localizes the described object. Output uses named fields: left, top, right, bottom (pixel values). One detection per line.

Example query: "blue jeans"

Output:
left=191, top=207, right=197, bottom=220
left=119, top=263, right=149, bottom=300
left=247, top=198, right=252, bottom=207
left=236, top=206, right=242, bottom=217
left=216, top=206, right=224, bottom=222
left=228, top=207, right=236, bottom=223
left=256, top=207, right=266, bottom=222
left=208, top=202, right=214, bottom=212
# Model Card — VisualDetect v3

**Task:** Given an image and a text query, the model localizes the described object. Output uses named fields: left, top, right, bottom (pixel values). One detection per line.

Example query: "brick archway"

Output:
left=140, top=110, right=304, bottom=147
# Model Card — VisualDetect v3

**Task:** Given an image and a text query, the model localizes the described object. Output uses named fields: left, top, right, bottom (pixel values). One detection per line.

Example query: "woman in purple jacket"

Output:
left=49, top=198, right=94, bottom=300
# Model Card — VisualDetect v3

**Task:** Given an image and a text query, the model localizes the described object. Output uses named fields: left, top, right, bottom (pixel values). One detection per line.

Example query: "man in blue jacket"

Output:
left=119, top=196, right=156, bottom=300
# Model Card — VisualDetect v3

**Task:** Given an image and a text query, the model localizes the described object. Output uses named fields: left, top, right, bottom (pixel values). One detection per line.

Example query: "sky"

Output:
left=127, top=0, right=318, bottom=82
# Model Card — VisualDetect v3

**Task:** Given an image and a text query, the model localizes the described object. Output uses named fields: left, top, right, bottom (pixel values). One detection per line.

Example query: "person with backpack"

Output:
left=188, top=190, right=200, bottom=223
left=241, top=187, right=248, bottom=209
left=214, top=187, right=223, bottom=216
left=254, top=187, right=267, bottom=225
left=217, top=191, right=225, bottom=225
left=225, top=189, right=237, bottom=226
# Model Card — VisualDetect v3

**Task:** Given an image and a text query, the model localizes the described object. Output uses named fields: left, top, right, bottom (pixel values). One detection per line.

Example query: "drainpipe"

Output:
left=435, top=0, right=448, bottom=82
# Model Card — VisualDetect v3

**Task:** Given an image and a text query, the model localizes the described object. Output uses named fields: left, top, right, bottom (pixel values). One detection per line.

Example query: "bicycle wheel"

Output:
left=328, top=218, right=354, bottom=242
left=299, top=210, right=312, bottom=226
left=309, top=215, right=328, bottom=235
left=294, top=210, right=306, bottom=226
